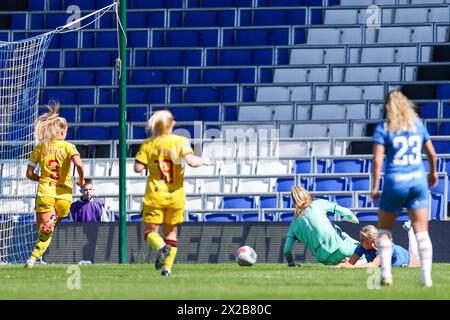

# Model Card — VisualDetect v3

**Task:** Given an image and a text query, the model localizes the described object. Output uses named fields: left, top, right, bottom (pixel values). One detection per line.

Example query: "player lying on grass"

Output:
left=337, top=224, right=420, bottom=268
left=284, top=186, right=364, bottom=267
left=25, top=101, right=84, bottom=268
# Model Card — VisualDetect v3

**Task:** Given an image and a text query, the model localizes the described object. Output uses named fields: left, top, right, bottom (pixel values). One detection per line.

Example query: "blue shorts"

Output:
left=392, top=245, right=410, bottom=267
left=380, top=171, right=429, bottom=213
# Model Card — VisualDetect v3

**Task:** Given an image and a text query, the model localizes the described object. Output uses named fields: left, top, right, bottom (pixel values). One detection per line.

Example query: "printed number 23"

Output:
left=393, top=135, right=422, bottom=166
left=155, top=159, right=174, bottom=184
left=48, top=159, right=60, bottom=180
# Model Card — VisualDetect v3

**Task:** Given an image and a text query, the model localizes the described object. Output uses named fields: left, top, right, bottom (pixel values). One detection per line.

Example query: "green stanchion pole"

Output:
left=118, top=0, right=127, bottom=264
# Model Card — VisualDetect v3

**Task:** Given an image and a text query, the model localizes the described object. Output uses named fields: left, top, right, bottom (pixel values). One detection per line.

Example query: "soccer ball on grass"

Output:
left=235, top=245, right=257, bottom=266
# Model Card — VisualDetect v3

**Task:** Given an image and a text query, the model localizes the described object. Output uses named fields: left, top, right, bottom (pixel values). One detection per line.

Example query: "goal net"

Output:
left=0, top=32, right=54, bottom=264
left=0, top=2, right=120, bottom=264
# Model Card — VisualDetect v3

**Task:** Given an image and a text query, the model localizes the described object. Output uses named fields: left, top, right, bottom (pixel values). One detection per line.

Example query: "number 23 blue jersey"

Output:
left=373, top=120, right=430, bottom=175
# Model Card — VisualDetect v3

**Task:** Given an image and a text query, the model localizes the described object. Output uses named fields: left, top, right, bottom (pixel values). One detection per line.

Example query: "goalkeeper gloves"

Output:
left=344, top=214, right=359, bottom=224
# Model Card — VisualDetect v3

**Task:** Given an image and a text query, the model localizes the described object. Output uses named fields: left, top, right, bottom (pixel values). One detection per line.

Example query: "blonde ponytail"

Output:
left=384, top=91, right=418, bottom=133
left=291, top=186, right=313, bottom=218
left=34, top=100, right=68, bottom=149
left=146, top=110, right=174, bottom=137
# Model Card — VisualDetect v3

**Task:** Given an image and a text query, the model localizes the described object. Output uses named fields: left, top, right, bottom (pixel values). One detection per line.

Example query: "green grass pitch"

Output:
left=1, top=263, right=450, bottom=299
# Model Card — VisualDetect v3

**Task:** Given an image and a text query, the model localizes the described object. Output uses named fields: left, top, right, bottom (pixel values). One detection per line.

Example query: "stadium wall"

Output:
left=43, top=222, right=450, bottom=264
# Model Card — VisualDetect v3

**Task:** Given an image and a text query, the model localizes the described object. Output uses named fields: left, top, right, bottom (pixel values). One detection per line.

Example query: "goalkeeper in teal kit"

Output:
left=284, top=186, right=362, bottom=266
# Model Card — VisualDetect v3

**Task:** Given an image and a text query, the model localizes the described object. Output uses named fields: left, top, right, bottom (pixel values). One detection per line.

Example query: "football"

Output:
left=235, top=246, right=257, bottom=266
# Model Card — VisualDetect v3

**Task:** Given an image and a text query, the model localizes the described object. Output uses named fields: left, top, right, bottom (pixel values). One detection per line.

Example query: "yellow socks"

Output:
left=145, top=232, right=165, bottom=252
left=30, top=229, right=53, bottom=260
left=164, top=239, right=178, bottom=271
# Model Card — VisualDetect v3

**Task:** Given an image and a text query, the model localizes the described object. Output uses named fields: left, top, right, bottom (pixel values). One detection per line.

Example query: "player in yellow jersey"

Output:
left=134, top=110, right=210, bottom=276
left=24, top=102, right=84, bottom=268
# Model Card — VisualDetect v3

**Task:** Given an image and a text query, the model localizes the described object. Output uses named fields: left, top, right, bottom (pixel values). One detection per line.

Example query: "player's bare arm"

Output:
left=26, top=164, right=40, bottom=182
left=424, top=139, right=438, bottom=188
left=134, top=160, right=146, bottom=173
left=72, top=154, right=84, bottom=186
left=371, top=143, right=385, bottom=203
left=184, top=153, right=210, bottom=167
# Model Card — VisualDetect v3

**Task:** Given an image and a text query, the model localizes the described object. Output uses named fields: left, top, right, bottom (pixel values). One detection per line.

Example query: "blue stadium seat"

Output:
left=433, top=140, right=450, bottom=153
left=95, top=70, right=114, bottom=85
left=356, top=211, right=378, bottom=221
left=171, top=107, right=201, bottom=121
left=127, top=12, right=165, bottom=28
left=279, top=212, right=294, bottom=222
left=78, top=107, right=93, bottom=122
left=282, top=195, right=292, bottom=208
left=83, top=31, right=116, bottom=48
left=437, top=84, right=450, bottom=99
left=131, top=70, right=164, bottom=85
left=333, top=159, right=365, bottom=173
left=172, top=11, right=235, bottom=27
left=184, top=87, right=218, bottom=103
left=46, top=13, right=75, bottom=29
left=131, top=0, right=164, bottom=8
left=131, top=69, right=183, bottom=85
left=147, top=50, right=182, bottom=66
left=130, top=0, right=184, bottom=8
left=77, top=51, right=114, bottom=68
left=133, top=126, right=147, bottom=139
left=223, top=197, right=254, bottom=209
left=187, top=213, right=200, bottom=222
left=314, top=177, right=346, bottom=192
left=210, top=49, right=250, bottom=66
left=61, top=71, right=95, bottom=86
left=430, top=193, right=444, bottom=220
left=350, top=177, right=370, bottom=191
left=241, top=9, right=306, bottom=26
left=199, top=107, right=219, bottom=121
left=41, top=89, right=76, bottom=105
left=110, top=127, right=120, bottom=140
left=224, top=28, right=289, bottom=46
left=56, top=33, right=79, bottom=49
left=61, top=0, right=95, bottom=9
left=129, top=214, right=142, bottom=222
left=28, top=0, right=46, bottom=10
left=259, top=0, right=303, bottom=5
left=239, top=213, right=276, bottom=221
left=45, top=71, right=58, bottom=86
left=334, top=195, right=352, bottom=208
left=204, top=213, right=238, bottom=222
left=155, top=30, right=218, bottom=47
left=128, top=107, right=148, bottom=121
left=419, top=102, right=438, bottom=119
left=443, top=103, right=450, bottom=118
left=99, top=87, right=164, bottom=104
left=295, top=160, right=311, bottom=173
left=260, top=196, right=277, bottom=209
left=439, top=123, right=450, bottom=135
left=96, top=107, right=119, bottom=122
left=44, top=51, right=60, bottom=68
left=427, top=123, right=438, bottom=135
left=11, top=14, right=26, bottom=30
left=316, top=160, right=328, bottom=173
left=128, top=31, right=149, bottom=47
left=276, top=178, right=295, bottom=192
left=66, top=128, right=75, bottom=140
left=77, top=126, right=111, bottom=140
left=30, top=15, right=44, bottom=29
left=59, top=108, right=76, bottom=122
